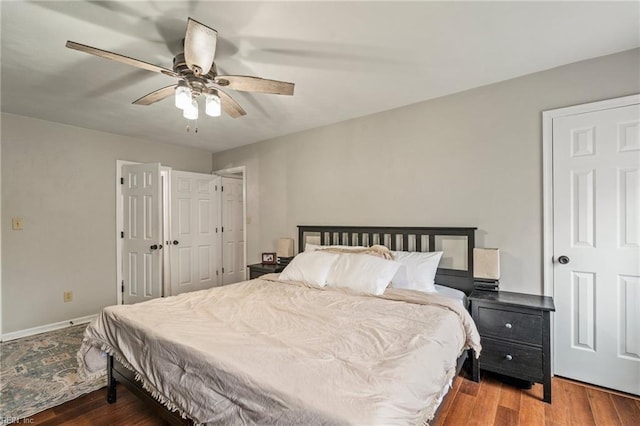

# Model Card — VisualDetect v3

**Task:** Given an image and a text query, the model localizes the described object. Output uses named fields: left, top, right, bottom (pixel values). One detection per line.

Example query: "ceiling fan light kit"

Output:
left=183, top=98, right=199, bottom=120
left=175, top=81, right=191, bottom=110
left=205, top=92, right=222, bottom=117
left=65, top=17, right=295, bottom=127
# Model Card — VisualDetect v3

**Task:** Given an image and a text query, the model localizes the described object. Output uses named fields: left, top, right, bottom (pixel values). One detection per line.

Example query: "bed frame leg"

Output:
left=107, top=355, right=117, bottom=404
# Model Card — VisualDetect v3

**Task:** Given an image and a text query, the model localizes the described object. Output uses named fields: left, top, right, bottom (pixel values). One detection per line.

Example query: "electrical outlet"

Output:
left=63, top=291, right=73, bottom=302
left=12, top=217, right=24, bottom=230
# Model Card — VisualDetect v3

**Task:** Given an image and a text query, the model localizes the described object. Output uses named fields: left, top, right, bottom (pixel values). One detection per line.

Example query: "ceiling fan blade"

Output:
left=184, top=17, right=217, bottom=75
left=132, top=85, right=177, bottom=105
left=217, top=89, right=246, bottom=118
left=215, top=75, right=294, bottom=96
left=66, top=41, right=178, bottom=78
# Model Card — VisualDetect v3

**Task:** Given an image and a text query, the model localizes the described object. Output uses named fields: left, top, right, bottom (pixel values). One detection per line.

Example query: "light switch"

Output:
left=12, top=217, right=24, bottom=230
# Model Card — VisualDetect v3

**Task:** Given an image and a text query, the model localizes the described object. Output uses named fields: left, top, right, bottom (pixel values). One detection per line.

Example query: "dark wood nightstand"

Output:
left=470, top=290, right=555, bottom=403
left=248, top=263, right=285, bottom=279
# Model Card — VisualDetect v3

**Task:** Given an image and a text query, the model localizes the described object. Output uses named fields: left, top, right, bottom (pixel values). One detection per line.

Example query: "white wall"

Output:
left=212, top=48, right=640, bottom=296
left=0, top=115, right=3, bottom=337
left=1, top=114, right=213, bottom=334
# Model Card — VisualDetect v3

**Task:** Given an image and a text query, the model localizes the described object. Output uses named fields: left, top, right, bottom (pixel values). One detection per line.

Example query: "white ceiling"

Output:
left=1, top=1, right=638, bottom=153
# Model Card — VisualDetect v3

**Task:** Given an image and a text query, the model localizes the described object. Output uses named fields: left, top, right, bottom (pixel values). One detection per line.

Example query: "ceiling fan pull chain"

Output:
left=185, top=120, right=198, bottom=133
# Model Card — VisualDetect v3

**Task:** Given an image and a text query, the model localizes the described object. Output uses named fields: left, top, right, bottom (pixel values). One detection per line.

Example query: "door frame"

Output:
left=213, top=165, right=247, bottom=282
left=542, top=94, right=640, bottom=297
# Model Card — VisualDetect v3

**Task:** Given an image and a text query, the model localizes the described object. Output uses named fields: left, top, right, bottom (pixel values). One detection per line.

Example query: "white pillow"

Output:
left=391, top=251, right=443, bottom=293
left=278, top=251, right=340, bottom=287
left=325, top=253, right=401, bottom=295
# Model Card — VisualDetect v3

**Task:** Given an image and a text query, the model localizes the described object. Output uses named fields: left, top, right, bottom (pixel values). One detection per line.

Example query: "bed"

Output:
left=78, top=225, right=481, bottom=425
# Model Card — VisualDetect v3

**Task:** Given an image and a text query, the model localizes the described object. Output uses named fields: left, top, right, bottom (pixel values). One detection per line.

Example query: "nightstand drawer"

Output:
left=481, top=338, right=543, bottom=381
left=477, top=306, right=542, bottom=346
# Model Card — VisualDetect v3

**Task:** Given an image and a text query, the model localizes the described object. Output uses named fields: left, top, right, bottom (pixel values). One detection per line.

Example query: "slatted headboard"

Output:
left=297, top=225, right=477, bottom=295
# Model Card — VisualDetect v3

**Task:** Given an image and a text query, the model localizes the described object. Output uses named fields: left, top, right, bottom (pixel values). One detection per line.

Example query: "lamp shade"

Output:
left=276, top=238, right=294, bottom=257
left=473, top=248, right=500, bottom=280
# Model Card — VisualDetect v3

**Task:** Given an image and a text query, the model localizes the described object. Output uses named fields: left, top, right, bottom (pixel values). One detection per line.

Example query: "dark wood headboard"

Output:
left=297, top=225, right=477, bottom=295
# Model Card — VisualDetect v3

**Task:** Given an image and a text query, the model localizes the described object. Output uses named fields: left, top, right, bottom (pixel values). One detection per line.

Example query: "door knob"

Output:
left=558, top=255, right=570, bottom=264
left=173, top=240, right=179, bottom=245
left=150, top=244, right=158, bottom=250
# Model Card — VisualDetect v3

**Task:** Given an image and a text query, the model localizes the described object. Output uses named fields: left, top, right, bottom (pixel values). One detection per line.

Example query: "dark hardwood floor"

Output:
left=29, top=385, right=169, bottom=426
left=27, top=372, right=640, bottom=425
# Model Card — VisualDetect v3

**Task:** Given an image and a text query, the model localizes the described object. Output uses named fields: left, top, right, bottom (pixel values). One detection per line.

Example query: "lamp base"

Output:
left=474, top=279, right=500, bottom=292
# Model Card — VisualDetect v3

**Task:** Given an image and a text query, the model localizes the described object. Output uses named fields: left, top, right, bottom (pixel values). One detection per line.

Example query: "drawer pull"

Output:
left=505, top=354, right=513, bottom=361
left=505, top=323, right=512, bottom=329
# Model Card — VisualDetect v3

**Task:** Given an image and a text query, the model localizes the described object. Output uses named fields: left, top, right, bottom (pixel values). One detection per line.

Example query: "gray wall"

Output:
left=212, top=48, right=640, bottom=296
left=1, top=114, right=213, bottom=334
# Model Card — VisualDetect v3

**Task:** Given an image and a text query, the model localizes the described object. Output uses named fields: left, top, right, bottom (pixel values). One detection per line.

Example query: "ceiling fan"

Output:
left=66, top=17, right=295, bottom=120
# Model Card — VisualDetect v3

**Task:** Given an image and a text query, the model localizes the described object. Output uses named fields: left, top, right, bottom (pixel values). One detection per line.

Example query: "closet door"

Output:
left=221, top=176, right=246, bottom=284
left=122, top=163, right=163, bottom=304
left=170, top=171, right=220, bottom=295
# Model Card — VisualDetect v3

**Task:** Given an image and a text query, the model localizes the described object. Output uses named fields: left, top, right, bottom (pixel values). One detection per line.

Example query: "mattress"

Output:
left=434, top=284, right=468, bottom=309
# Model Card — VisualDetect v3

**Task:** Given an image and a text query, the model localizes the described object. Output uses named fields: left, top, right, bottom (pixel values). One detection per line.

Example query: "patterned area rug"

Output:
left=0, top=324, right=106, bottom=423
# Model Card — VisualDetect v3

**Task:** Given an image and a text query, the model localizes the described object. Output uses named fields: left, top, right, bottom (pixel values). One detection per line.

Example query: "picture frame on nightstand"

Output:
left=261, top=252, right=277, bottom=265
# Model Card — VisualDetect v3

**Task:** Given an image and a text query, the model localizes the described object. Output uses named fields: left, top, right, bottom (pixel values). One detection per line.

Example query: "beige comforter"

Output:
left=79, top=275, right=480, bottom=425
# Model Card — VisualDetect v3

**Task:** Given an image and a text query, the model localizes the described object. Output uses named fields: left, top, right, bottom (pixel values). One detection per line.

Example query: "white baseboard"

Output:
left=1, top=314, right=97, bottom=342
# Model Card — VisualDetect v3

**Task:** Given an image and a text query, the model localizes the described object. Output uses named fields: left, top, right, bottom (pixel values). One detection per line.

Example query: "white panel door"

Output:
left=170, top=171, right=220, bottom=295
left=553, top=103, right=640, bottom=395
left=122, top=163, right=163, bottom=304
left=222, top=177, right=245, bottom=284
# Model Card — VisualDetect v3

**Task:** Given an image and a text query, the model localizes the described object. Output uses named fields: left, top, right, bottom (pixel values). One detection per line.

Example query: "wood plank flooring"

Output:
left=25, top=371, right=640, bottom=425
left=28, top=385, right=168, bottom=426
left=434, top=372, right=640, bottom=426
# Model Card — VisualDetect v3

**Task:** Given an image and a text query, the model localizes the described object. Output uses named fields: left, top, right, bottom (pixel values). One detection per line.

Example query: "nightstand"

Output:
left=248, top=263, right=285, bottom=279
left=470, top=290, right=555, bottom=403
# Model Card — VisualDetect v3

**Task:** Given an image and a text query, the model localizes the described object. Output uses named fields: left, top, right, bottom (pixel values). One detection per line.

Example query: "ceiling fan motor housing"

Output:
left=173, top=53, right=220, bottom=92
